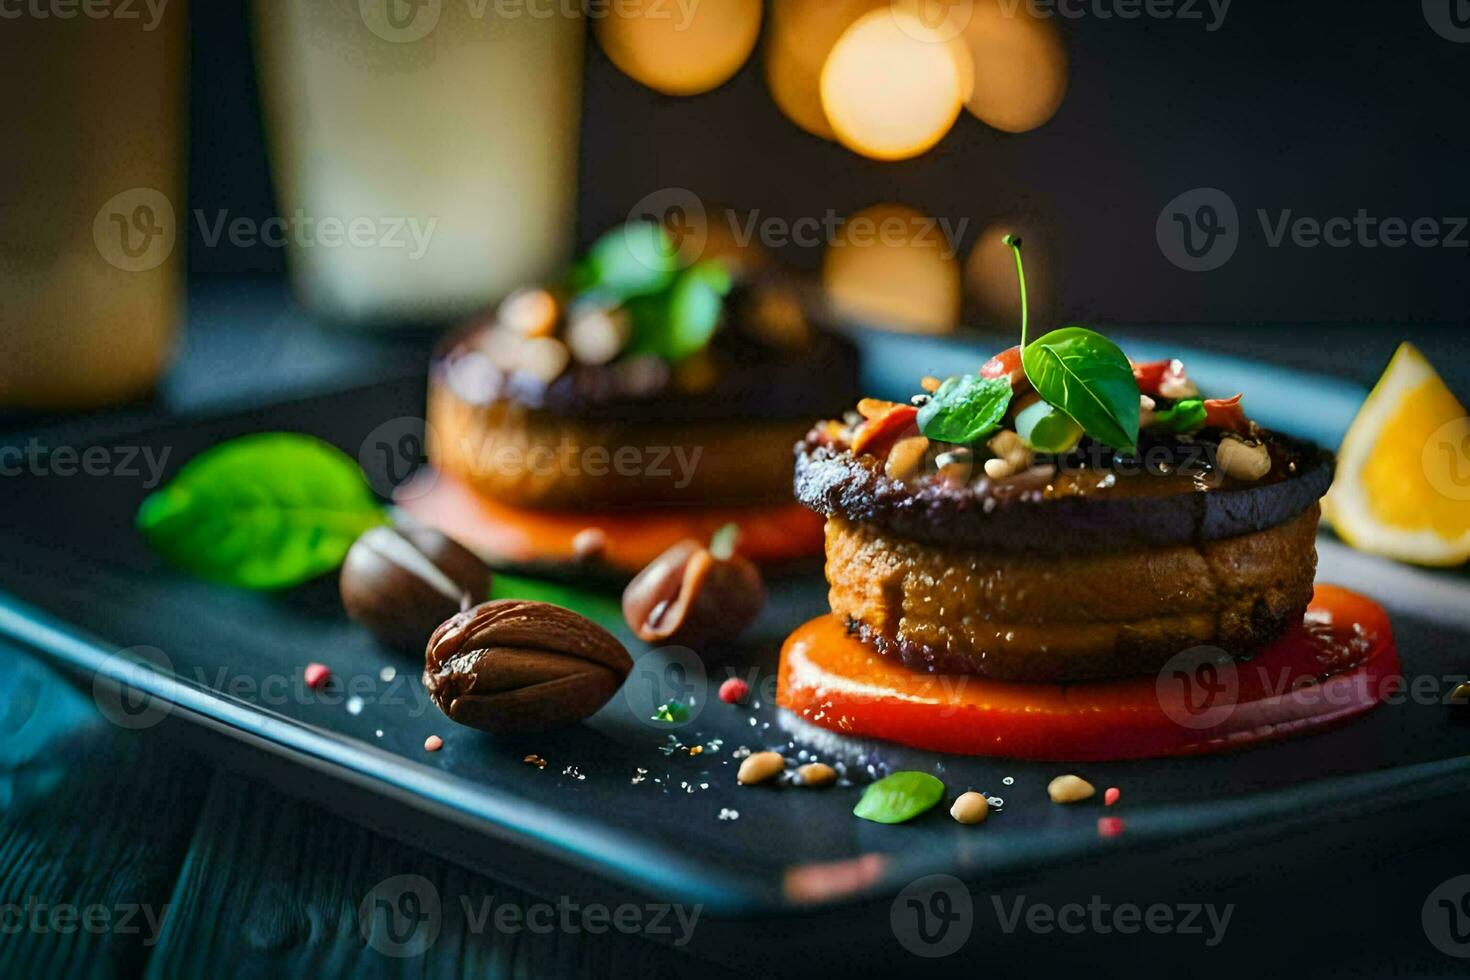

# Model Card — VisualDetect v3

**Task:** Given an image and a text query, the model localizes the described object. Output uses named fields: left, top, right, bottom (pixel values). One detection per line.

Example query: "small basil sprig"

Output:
left=136, top=433, right=387, bottom=589
left=1148, top=398, right=1207, bottom=435
left=570, top=222, right=679, bottom=302
left=625, top=259, right=733, bottom=362
left=918, top=374, right=1012, bottom=443
left=1003, top=236, right=1141, bottom=453
left=1021, top=327, right=1140, bottom=452
left=853, top=771, right=945, bottom=824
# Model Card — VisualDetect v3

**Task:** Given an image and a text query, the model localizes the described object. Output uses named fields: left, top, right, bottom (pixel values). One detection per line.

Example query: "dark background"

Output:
left=190, top=0, right=1469, bottom=326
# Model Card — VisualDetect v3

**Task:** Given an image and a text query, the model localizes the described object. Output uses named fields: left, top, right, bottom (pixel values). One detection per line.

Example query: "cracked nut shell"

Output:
left=621, top=539, right=766, bottom=650
left=423, top=599, right=633, bottom=734
left=341, top=524, right=491, bottom=653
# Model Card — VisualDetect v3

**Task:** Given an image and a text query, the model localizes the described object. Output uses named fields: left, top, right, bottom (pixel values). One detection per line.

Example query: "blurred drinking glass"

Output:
left=252, top=0, right=584, bottom=326
left=0, top=3, right=187, bottom=410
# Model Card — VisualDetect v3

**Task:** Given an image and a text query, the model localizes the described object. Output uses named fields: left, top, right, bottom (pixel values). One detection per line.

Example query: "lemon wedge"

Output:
left=1323, top=343, right=1470, bottom=566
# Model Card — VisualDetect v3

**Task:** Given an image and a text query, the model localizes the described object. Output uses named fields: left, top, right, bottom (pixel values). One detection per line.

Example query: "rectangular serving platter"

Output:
left=4, top=336, right=1470, bottom=921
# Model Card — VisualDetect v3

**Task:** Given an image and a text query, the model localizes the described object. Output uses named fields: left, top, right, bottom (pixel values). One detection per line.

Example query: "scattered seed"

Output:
left=1450, top=681, right=1470, bottom=710
left=737, top=751, right=785, bottom=785
left=424, top=735, right=443, bottom=752
left=524, top=754, right=548, bottom=769
left=345, top=696, right=364, bottom=716
left=1097, top=816, right=1125, bottom=838
left=1048, top=774, right=1096, bottom=804
left=304, top=663, right=331, bottom=690
left=718, top=808, right=740, bottom=821
left=1104, top=786, right=1121, bottom=806
left=950, top=791, right=990, bottom=824
left=378, top=665, right=397, bottom=683
left=920, top=376, right=942, bottom=393
left=719, top=678, right=751, bottom=704
left=571, top=527, right=608, bottom=561
left=795, top=762, right=837, bottom=787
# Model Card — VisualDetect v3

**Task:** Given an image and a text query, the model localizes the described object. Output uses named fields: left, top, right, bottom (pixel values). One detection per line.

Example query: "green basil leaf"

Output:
left=577, top=222, right=679, bottom=301
left=626, top=260, right=732, bottom=362
left=1021, top=327, right=1140, bottom=452
left=917, top=375, right=1013, bottom=443
left=136, top=433, right=387, bottom=590
left=1148, top=398, right=1207, bottom=435
left=490, top=573, right=624, bottom=633
left=853, top=771, right=945, bottom=824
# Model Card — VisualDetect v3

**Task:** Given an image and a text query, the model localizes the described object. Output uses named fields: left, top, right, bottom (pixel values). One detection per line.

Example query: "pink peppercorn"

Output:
left=1104, top=786, right=1120, bottom=806
left=424, top=735, right=443, bottom=752
left=1097, top=817, right=1125, bottom=839
left=304, top=663, right=331, bottom=690
left=719, top=678, right=750, bottom=704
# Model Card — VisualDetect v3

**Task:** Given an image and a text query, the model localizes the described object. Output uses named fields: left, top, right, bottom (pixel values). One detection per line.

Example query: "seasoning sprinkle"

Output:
left=424, top=735, right=443, bottom=752
left=1104, top=786, right=1121, bottom=806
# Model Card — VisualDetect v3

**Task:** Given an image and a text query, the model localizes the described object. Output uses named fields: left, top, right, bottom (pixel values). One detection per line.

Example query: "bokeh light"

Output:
left=595, top=0, right=763, bottom=97
left=823, top=203, right=962, bottom=334
left=954, top=0, right=1068, bottom=133
left=820, top=8, right=971, bottom=161
left=764, top=0, right=886, bottom=140
left=965, top=216, right=1059, bottom=331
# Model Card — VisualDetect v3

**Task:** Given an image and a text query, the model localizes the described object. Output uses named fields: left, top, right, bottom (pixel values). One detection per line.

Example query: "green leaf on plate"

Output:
left=574, top=222, right=680, bottom=302
left=917, top=374, right=1013, bottom=444
left=1022, top=326, right=1141, bottom=452
left=135, top=433, right=387, bottom=590
left=626, top=260, right=732, bottom=362
left=1148, top=397, right=1208, bottom=435
left=853, top=771, right=945, bottom=824
left=490, top=573, right=624, bottom=633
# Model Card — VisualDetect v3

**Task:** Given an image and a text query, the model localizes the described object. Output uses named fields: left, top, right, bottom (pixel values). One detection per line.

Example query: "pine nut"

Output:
left=737, top=751, right=786, bottom=785
left=885, top=436, right=930, bottom=480
left=1216, top=435, right=1272, bottom=481
left=499, top=287, right=559, bottom=338
left=984, top=457, right=1015, bottom=479
left=566, top=307, right=630, bottom=365
left=950, top=791, right=989, bottom=824
left=795, top=762, right=837, bottom=787
left=1048, top=774, right=1095, bottom=804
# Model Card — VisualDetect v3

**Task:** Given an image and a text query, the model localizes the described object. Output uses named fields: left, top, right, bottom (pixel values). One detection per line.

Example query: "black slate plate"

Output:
left=3, top=370, right=1470, bottom=920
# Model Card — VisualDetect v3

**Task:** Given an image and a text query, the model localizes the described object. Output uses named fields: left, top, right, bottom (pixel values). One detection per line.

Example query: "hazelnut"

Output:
left=340, top=524, right=490, bottom=653
left=423, top=600, right=633, bottom=734
left=621, top=525, right=765, bottom=650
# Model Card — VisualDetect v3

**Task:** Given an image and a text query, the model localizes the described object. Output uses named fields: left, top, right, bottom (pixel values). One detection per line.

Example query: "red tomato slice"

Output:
left=396, top=469, right=824, bottom=573
left=776, top=585, right=1398, bottom=760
